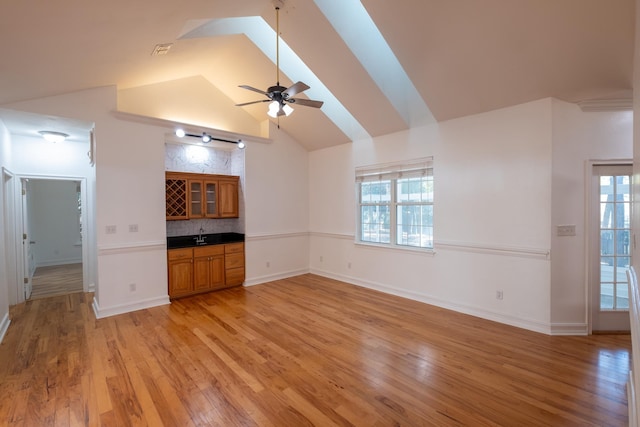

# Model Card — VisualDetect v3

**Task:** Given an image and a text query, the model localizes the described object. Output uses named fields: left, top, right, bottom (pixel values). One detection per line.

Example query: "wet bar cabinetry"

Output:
left=167, top=241, right=245, bottom=299
left=166, top=172, right=239, bottom=220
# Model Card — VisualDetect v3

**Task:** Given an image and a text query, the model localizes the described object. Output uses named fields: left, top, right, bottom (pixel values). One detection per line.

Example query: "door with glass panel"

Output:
left=591, top=164, right=632, bottom=332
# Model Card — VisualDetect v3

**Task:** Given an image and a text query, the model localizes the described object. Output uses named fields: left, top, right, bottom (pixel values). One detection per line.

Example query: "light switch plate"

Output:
left=557, top=224, right=576, bottom=237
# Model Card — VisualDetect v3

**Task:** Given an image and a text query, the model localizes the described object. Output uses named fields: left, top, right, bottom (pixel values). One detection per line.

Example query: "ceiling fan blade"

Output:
left=282, top=81, right=310, bottom=98
left=238, top=85, right=269, bottom=96
left=235, top=99, right=271, bottom=107
left=290, top=98, right=324, bottom=108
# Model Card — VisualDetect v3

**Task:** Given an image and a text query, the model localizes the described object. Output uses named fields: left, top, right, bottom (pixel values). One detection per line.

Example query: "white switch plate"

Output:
left=106, top=225, right=117, bottom=234
left=557, top=224, right=576, bottom=237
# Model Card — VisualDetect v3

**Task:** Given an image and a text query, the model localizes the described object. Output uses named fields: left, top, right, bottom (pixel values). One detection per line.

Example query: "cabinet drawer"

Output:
left=168, top=248, right=193, bottom=261
left=226, top=267, right=245, bottom=286
left=225, top=253, right=244, bottom=269
left=193, top=245, right=224, bottom=257
left=225, top=243, right=244, bottom=254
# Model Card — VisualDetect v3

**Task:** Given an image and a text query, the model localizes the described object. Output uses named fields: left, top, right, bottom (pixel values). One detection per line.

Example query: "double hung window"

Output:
left=356, top=158, right=433, bottom=249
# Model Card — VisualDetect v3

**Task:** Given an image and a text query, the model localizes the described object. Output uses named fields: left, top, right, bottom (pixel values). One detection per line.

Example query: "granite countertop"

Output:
left=167, top=232, right=245, bottom=249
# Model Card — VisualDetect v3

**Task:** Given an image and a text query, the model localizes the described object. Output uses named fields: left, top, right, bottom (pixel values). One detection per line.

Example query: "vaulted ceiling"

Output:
left=0, top=0, right=634, bottom=151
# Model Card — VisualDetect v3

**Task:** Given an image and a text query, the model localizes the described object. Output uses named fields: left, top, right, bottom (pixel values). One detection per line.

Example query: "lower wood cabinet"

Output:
left=224, top=242, right=245, bottom=286
left=193, top=245, right=225, bottom=291
left=168, top=242, right=245, bottom=299
left=168, top=248, right=194, bottom=298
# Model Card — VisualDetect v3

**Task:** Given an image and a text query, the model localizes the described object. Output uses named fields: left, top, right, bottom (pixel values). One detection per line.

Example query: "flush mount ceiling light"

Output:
left=175, top=129, right=245, bottom=149
left=38, top=130, right=69, bottom=143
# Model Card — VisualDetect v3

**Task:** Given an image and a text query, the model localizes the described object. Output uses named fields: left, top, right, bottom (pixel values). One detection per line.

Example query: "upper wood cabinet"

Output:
left=218, top=178, right=239, bottom=218
left=165, top=176, right=188, bottom=220
left=166, top=172, right=239, bottom=220
left=188, top=179, right=218, bottom=218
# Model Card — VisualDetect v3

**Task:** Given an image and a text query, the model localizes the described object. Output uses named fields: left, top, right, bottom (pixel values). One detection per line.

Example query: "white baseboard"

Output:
left=36, top=258, right=82, bottom=268
left=309, top=268, right=553, bottom=335
left=549, top=323, right=588, bottom=336
left=0, top=313, right=11, bottom=344
left=244, top=268, right=310, bottom=287
left=92, top=295, right=170, bottom=319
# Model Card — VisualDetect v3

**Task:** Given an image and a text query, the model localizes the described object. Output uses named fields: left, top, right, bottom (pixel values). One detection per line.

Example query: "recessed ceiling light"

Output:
left=38, top=130, right=69, bottom=143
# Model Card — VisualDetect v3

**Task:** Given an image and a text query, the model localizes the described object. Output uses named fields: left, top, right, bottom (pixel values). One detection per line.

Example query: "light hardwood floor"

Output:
left=31, top=263, right=83, bottom=299
left=0, top=274, right=632, bottom=426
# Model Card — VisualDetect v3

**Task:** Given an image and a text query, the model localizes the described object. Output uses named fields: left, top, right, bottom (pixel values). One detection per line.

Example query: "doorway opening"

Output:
left=18, top=177, right=89, bottom=302
left=590, top=163, right=632, bottom=333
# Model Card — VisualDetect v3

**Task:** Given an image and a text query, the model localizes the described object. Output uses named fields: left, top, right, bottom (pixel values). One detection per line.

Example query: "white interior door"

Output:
left=591, top=164, right=632, bottom=332
left=21, top=179, right=33, bottom=300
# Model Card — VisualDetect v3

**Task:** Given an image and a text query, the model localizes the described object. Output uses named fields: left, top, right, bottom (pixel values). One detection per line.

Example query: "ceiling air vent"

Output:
left=151, top=43, right=173, bottom=56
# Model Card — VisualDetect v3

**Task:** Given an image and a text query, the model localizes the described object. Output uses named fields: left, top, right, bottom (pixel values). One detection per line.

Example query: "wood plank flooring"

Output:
left=0, top=273, right=632, bottom=426
left=31, top=263, right=83, bottom=299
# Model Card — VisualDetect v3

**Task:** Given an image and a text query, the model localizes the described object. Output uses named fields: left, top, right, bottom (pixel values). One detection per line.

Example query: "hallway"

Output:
left=30, top=263, right=82, bottom=299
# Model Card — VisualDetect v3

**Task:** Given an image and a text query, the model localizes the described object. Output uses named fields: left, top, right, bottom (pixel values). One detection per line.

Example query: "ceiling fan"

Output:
left=235, top=4, right=323, bottom=118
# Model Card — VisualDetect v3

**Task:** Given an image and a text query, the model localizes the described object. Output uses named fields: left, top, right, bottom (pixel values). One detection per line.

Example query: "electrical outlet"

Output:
left=129, top=283, right=136, bottom=292
left=348, top=262, right=352, bottom=269
left=266, top=261, right=270, bottom=268
left=496, top=290, right=504, bottom=300
left=320, top=256, right=323, bottom=262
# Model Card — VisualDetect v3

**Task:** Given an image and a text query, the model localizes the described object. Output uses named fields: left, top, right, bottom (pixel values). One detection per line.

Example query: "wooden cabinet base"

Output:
left=169, top=282, right=241, bottom=300
left=168, top=242, right=245, bottom=299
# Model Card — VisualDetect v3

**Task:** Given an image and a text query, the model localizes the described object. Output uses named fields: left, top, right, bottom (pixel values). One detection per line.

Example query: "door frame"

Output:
left=12, top=174, right=90, bottom=304
left=2, top=168, right=18, bottom=305
left=586, top=159, right=633, bottom=334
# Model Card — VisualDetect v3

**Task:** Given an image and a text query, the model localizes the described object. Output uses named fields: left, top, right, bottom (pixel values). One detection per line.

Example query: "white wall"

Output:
left=309, top=97, right=633, bottom=334
left=3, top=86, right=309, bottom=318
left=10, top=132, right=97, bottom=295
left=29, top=180, right=83, bottom=267
left=310, top=99, right=555, bottom=333
left=6, top=87, right=170, bottom=318
left=550, top=100, right=632, bottom=333
left=0, top=83, right=629, bottom=336
left=244, top=122, right=310, bottom=284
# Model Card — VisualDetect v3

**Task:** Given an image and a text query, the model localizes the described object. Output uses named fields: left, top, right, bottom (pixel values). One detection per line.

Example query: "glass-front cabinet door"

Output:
left=188, top=180, right=203, bottom=217
left=205, top=181, right=217, bottom=218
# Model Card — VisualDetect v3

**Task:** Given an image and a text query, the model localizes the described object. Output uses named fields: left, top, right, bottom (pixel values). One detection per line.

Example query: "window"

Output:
left=356, top=158, right=433, bottom=249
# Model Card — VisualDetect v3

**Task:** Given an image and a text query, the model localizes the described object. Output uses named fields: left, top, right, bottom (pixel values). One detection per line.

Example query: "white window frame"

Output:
left=356, top=157, right=433, bottom=251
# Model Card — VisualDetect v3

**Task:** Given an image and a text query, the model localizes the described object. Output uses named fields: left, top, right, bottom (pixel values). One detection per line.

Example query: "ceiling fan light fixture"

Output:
left=236, top=4, right=323, bottom=120
left=268, top=101, right=280, bottom=118
left=39, top=130, right=69, bottom=143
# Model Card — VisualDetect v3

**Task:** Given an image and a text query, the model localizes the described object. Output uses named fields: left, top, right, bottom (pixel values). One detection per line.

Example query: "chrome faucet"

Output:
left=195, top=227, right=207, bottom=245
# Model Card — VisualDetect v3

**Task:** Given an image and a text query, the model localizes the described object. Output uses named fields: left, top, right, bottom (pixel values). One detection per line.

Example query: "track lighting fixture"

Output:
left=174, top=129, right=245, bottom=149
